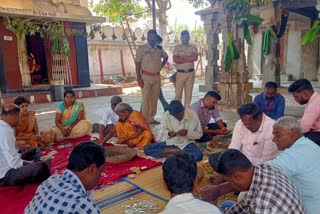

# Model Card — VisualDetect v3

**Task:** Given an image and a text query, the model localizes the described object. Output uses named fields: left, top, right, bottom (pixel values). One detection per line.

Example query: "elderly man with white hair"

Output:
left=266, top=116, right=320, bottom=214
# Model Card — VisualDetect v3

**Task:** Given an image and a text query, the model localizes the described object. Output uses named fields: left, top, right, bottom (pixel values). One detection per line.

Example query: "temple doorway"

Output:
left=26, top=33, right=49, bottom=85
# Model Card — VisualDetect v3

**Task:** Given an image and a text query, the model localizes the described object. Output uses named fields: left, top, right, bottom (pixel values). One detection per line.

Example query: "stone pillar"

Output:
left=214, top=13, right=252, bottom=108
left=262, top=34, right=279, bottom=85
left=197, top=7, right=219, bottom=91
left=285, top=15, right=316, bottom=81
left=286, top=23, right=302, bottom=80
left=301, top=37, right=318, bottom=80
left=80, top=0, right=88, bottom=8
left=249, top=32, right=263, bottom=80
left=197, top=3, right=252, bottom=108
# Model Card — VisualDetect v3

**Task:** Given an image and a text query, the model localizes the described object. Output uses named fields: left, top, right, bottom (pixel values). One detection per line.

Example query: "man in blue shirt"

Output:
left=253, top=81, right=285, bottom=120
left=25, top=141, right=106, bottom=213
left=266, top=116, right=320, bottom=214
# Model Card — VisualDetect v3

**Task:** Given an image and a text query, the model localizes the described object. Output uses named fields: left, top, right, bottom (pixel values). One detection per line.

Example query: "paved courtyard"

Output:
left=30, top=80, right=304, bottom=136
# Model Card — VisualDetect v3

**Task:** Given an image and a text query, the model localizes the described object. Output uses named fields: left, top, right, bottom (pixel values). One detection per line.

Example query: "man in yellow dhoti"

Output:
left=114, top=103, right=153, bottom=149
left=14, top=96, right=50, bottom=150
left=50, top=90, right=92, bottom=141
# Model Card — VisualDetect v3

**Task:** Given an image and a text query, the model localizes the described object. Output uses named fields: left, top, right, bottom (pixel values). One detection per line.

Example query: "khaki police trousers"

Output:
left=175, top=71, right=195, bottom=107
left=141, top=75, right=161, bottom=122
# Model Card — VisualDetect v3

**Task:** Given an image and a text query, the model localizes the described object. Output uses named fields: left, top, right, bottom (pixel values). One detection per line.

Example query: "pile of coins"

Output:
left=123, top=200, right=159, bottom=214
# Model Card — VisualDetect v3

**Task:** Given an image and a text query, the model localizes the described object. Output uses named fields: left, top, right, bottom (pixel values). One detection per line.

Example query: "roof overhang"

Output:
left=0, top=7, right=105, bottom=24
left=0, top=1, right=105, bottom=24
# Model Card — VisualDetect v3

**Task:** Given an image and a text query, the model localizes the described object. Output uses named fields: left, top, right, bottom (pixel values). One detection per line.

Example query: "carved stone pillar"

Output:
left=197, top=2, right=252, bottom=108
left=196, top=7, right=220, bottom=91
left=214, top=9, right=252, bottom=108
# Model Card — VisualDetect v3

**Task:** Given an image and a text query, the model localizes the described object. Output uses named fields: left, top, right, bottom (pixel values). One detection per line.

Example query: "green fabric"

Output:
left=224, top=33, right=240, bottom=71
left=244, top=14, right=264, bottom=24
left=263, top=29, right=276, bottom=55
left=232, top=41, right=239, bottom=59
left=243, top=21, right=252, bottom=45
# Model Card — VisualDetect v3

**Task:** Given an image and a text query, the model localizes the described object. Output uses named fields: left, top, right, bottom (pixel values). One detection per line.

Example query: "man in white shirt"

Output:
left=92, top=96, right=122, bottom=144
left=144, top=100, right=203, bottom=161
left=161, top=152, right=221, bottom=214
left=0, top=104, right=50, bottom=186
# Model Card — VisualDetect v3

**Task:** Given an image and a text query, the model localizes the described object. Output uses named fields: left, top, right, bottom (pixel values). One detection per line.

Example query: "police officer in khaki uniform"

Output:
left=173, top=30, right=198, bottom=108
left=135, top=29, right=168, bottom=124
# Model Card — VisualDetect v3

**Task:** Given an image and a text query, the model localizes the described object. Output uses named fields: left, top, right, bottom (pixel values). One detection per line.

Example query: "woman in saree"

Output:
left=50, top=89, right=92, bottom=141
left=14, top=96, right=50, bottom=150
left=114, top=103, right=154, bottom=149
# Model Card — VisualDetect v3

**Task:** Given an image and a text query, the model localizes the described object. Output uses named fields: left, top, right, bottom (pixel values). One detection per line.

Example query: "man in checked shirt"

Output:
left=211, top=149, right=305, bottom=213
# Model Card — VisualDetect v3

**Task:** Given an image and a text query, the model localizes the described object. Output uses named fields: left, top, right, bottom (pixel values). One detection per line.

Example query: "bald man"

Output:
left=0, top=104, right=50, bottom=186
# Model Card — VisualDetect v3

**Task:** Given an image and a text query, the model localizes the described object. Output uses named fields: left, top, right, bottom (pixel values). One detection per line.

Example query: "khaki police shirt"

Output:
left=173, top=44, right=198, bottom=70
left=135, top=44, right=168, bottom=74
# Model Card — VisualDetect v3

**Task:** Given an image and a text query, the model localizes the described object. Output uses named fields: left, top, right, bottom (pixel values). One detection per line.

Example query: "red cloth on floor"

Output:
left=0, top=184, right=38, bottom=214
left=0, top=136, right=161, bottom=214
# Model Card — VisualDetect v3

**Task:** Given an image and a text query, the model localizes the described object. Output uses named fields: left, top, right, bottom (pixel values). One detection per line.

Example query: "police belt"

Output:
left=176, top=68, right=194, bottom=73
left=141, top=70, right=160, bottom=76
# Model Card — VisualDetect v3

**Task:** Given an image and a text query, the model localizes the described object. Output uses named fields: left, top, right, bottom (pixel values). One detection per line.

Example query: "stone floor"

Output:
left=30, top=79, right=305, bottom=136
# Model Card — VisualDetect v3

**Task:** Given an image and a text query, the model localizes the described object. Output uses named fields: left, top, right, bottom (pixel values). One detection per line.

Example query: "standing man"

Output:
left=190, top=91, right=231, bottom=142
left=253, top=81, right=285, bottom=120
left=173, top=30, right=198, bottom=108
left=135, top=29, right=168, bottom=125
left=288, top=79, right=320, bottom=145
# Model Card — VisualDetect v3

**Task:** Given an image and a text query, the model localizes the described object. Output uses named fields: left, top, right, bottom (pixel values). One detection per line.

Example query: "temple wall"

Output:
left=87, top=25, right=206, bottom=84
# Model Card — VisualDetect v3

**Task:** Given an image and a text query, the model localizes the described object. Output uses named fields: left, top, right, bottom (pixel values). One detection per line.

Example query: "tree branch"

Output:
left=167, top=0, right=172, bottom=10
left=145, top=0, right=152, bottom=11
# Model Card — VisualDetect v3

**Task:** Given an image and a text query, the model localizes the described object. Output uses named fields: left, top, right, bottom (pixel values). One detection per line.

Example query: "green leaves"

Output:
left=225, top=0, right=272, bottom=15
left=91, top=0, right=149, bottom=23
left=301, top=20, right=320, bottom=45
left=3, top=17, right=76, bottom=57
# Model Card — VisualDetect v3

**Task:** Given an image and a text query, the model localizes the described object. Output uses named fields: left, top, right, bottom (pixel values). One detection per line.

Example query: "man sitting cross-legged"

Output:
left=92, top=96, right=122, bottom=144
left=211, top=149, right=305, bottom=213
left=144, top=100, right=203, bottom=161
left=160, top=151, right=221, bottom=214
left=25, top=141, right=106, bottom=213
left=266, top=116, right=320, bottom=214
left=0, top=104, right=50, bottom=187
left=190, top=91, right=231, bottom=142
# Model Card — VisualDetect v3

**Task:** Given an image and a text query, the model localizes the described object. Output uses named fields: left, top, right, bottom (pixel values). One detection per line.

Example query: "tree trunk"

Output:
left=146, top=0, right=169, bottom=41
left=17, top=33, right=31, bottom=87
left=157, top=4, right=168, bottom=40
